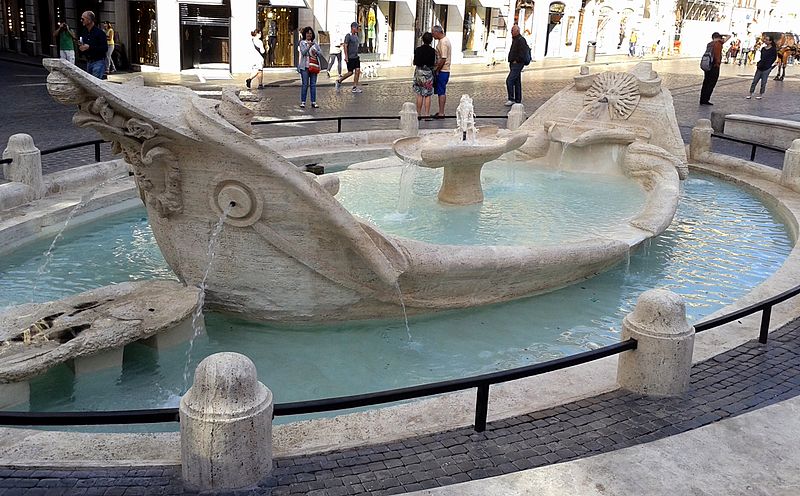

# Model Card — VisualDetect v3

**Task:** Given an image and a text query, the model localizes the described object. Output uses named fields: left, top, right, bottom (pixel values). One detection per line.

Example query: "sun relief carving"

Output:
left=583, top=72, right=641, bottom=120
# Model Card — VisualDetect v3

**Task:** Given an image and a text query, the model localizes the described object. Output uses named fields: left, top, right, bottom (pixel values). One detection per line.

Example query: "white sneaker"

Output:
left=745, top=95, right=752, bottom=99
left=335, top=80, right=341, bottom=91
left=755, top=95, right=763, bottom=100
left=504, top=100, right=515, bottom=106
left=352, top=86, right=363, bottom=93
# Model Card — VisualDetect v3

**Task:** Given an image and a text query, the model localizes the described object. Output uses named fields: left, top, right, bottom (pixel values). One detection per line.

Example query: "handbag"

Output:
left=308, top=52, right=321, bottom=74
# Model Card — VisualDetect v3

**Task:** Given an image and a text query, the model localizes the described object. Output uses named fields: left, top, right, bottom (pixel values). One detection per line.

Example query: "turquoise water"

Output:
left=334, top=163, right=647, bottom=245
left=0, top=173, right=793, bottom=417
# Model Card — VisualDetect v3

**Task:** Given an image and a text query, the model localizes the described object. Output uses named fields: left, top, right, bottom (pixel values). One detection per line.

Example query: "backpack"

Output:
left=522, top=42, right=532, bottom=66
left=700, top=44, right=713, bottom=71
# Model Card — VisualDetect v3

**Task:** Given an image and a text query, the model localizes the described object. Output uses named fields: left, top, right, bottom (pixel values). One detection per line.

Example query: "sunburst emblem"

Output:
left=583, top=72, right=641, bottom=120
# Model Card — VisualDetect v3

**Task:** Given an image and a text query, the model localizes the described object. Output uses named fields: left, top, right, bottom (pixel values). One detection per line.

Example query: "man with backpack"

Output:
left=505, top=24, right=530, bottom=106
left=699, top=31, right=730, bottom=106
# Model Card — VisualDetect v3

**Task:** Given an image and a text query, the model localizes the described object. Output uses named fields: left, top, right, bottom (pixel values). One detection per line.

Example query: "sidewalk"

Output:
left=0, top=48, right=692, bottom=91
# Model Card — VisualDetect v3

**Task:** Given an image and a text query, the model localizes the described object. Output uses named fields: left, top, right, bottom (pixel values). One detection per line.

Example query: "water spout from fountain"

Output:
left=32, top=173, right=129, bottom=298
left=394, top=281, right=412, bottom=342
left=182, top=202, right=234, bottom=389
left=396, top=161, right=418, bottom=216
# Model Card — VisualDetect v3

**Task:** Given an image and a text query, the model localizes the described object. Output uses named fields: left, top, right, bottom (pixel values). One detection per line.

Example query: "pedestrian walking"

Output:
left=327, top=27, right=343, bottom=77
left=432, top=25, right=451, bottom=118
left=629, top=31, right=638, bottom=57
left=103, top=22, right=116, bottom=74
left=699, top=31, right=729, bottom=106
left=505, top=25, right=529, bottom=106
left=739, top=36, right=751, bottom=66
left=746, top=34, right=778, bottom=100
left=78, top=11, right=108, bottom=79
left=335, top=22, right=362, bottom=93
left=413, top=32, right=436, bottom=120
left=298, top=26, right=321, bottom=108
left=53, top=21, right=77, bottom=64
left=485, top=29, right=498, bottom=66
left=245, top=29, right=266, bottom=90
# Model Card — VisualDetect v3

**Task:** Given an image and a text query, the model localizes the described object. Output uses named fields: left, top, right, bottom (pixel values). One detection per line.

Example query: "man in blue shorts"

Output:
left=432, top=25, right=451, bottom=118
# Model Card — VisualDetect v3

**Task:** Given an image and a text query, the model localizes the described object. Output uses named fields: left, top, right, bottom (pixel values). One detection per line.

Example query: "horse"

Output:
left=774, top=32, right=798, bottom=81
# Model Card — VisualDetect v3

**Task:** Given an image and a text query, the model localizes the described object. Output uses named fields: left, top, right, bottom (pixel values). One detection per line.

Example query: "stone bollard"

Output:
left=180, top=352, right=273, bottom=491
left=709, top=111, right=727, bottom=134
left=2, top=133, right=45, bottom=199
left=507, top=104, right=526, bottom=131
left=617, top=289, right=695, bottom=397
left=399, top=102, right=419, bottom=136
left=780, top=139, right=800, bottom=190
left=689, top=119, right=713, bottom=162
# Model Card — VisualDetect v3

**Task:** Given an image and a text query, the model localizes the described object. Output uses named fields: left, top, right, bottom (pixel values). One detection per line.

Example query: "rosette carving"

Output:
left=583, top=72, right=641, bottom=120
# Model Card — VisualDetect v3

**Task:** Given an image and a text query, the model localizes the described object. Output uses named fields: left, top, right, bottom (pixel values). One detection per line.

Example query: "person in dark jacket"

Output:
left=746, top=34, right=778, bottom=100
left=699, top=31, right=730, bottom=105
left=505, top=25, right=529, bottom=106
left=412, top=32, right=436, bottom=119
left=78, top=11, right=108, bottom=79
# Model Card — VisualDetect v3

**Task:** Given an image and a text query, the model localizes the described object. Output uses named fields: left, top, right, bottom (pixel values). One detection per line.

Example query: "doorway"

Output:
left=179, top=2, right=231, bottom=71
left=257, top=5, right=298, bottom=67
left=544, top=1, right=564, bottom=56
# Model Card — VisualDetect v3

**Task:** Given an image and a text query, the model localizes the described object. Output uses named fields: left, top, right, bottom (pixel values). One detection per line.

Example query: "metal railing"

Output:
left=0, top=139, right=107, bottom=168
left=251, top=114, right=509, bottom=134
left=2, top=277, right=799, bottom=429
left=711, top=133, right=786, bottom=162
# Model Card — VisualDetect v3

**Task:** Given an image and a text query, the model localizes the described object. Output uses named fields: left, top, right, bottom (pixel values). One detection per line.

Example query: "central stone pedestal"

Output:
left=393, top=127, right=528, bottom=206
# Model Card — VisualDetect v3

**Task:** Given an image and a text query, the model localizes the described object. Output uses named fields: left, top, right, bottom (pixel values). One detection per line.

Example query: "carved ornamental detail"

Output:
left=51, top=76, right=183, bottom=218
left=583, top=72, right=641, bottom=121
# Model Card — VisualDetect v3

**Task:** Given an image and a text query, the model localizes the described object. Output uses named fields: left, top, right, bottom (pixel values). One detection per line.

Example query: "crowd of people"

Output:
left=54, top=12, right=118, bottom=79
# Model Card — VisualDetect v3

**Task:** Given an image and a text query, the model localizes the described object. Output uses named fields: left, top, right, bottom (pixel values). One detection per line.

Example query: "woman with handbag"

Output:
left=298, top=26, right=322, bottom=109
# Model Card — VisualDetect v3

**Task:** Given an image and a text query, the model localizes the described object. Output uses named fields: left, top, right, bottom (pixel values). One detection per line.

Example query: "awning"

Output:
left=477, top=0, right=507, bottom=8
left=259, top=0, right=309, bottom=7
left=432, top=0, right=462, bottom=5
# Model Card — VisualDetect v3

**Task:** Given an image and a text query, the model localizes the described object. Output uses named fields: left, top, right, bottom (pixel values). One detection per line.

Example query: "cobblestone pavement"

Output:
left=2, top=58, right=798, bottom=181
left=2, top=318, right=800, bottom=495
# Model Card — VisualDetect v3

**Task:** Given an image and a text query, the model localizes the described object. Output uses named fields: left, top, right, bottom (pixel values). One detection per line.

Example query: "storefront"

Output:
left=257, top=3, right=298, bottom=67
left=130, top=0, right=158, bottom=66
left=179, top=1, right=230, bottom=70
left=355, top=0, right=395, bottom=60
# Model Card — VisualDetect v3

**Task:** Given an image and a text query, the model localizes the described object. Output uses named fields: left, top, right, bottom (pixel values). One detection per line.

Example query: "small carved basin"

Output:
left=393, top=127, right=528, bottom=205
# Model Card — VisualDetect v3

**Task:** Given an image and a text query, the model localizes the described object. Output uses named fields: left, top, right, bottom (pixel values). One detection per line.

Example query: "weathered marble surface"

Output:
left=0, top=280, right=200, bottom=383
left=40, top=58, right=681, bottom=322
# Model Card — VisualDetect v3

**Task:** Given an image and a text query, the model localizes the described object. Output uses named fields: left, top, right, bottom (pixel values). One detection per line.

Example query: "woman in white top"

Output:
left=297, top=26, right=322, bottom=108
left=246, top=29, right=266, bottom=90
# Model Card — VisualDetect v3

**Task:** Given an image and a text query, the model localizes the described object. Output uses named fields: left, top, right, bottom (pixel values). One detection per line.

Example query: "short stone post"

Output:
left=2, top=134, right=45, bottom=199
left=399, top=102, right=419, bottom=136
left=180, top=352, right=273, bottom=491
left=617, top=289, right=695, bottom=397
left=507, top=104, right=526, bottom=131
left=780, top=139, right=800, bottom=190
left=689, top=119, right=713, bottom=162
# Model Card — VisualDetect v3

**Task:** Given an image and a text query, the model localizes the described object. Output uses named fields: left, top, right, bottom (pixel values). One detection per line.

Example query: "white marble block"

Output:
left=617, top=289, right=695, bottom=397
left=68, top=347, right=124, bottom=376
left=2, top=133, right=44, bottom=199
left=180, top=352, right=274, bottom=491
left=399, top=102, right=419, bottom=136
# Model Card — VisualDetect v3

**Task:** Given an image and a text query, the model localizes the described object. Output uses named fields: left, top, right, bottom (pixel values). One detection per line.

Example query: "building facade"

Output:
left=0, top=0, right=796, bottom=72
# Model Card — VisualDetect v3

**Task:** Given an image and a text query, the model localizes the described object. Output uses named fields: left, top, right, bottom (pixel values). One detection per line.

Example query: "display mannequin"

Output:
left=367, top=6, right=376, bottom=52
left=267, top=19, right=277, bottom=66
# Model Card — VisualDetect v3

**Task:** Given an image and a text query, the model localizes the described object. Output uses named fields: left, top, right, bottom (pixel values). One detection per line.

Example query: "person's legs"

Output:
left=256, top=70, right=263, bottom=88
left=512, top=65, right=522, bottom=102
left=758, top=68, right=770, bottom=95
left=353, top=68, right=361, bottom=88
left=416, top=94, right=423, bottom=114
left=435, top=72, right=449, bottom=115
left=506, top=66, right=514, bottom=100
left=87, top=59, right=105, bottom=79
left=699, top=67, right=719, bottom=103
left=423, top=95, right=431, bottom=117
left=749, top=69, right=761, bottom=95
left=310, top=72, right=317, bottom=103
left=299, top=69, right=309, bottom=103
left=106, top=45, right=116, bottom=72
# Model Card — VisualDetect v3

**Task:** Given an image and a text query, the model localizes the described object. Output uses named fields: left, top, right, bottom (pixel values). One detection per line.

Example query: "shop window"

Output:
left=256, top=5, right=297, bottom=67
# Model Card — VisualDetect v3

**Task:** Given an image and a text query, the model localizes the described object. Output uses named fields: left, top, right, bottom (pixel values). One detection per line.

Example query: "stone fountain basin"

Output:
left=393, top=127, right=528, bottom=168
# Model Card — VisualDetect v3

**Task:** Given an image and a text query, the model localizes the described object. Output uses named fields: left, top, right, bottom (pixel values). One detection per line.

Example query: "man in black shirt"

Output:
left=505, top=25, right=529, bottom=106
left=78, top=11, right=108, bottom=79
